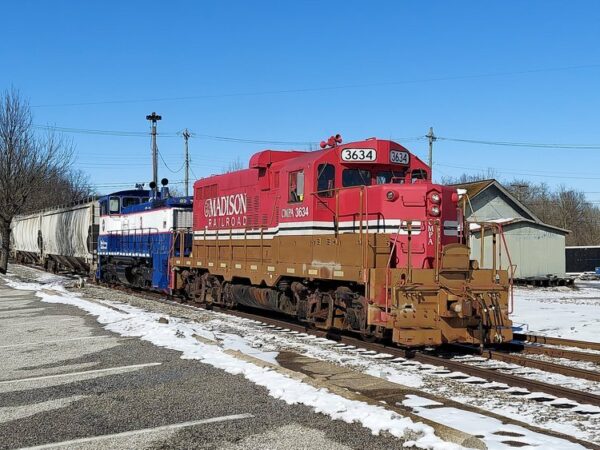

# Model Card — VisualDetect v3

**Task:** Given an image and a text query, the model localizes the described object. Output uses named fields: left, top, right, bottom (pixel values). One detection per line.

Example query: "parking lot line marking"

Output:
left=17, top=413, right=255, bottom=449
left=0, top=363, right=162, bottom=385
left=0, top=318, right=79, bottom=327
left=0, top=309, right=45, bottom=316
left=0, top=335, right=114, bottom=349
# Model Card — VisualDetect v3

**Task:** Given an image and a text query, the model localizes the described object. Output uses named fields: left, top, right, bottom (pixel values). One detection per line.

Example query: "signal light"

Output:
left=386, top=190, right=398, bottom=201
left=430, top=192, right=441, bottom=204
left=430, top=205, right=440, bottom=216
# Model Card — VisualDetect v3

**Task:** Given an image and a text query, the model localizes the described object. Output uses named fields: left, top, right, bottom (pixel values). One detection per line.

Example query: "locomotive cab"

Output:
left=98, top=189, right=151, bottom=216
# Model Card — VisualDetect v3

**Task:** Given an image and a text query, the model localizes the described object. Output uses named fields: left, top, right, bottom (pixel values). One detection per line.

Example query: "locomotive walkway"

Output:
left=0, top=281, right=417, bottom=450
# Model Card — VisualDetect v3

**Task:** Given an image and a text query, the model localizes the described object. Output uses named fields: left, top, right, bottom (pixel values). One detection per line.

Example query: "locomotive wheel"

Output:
left=200, top=273, right=224, bottom=306
left=360, top=325, right=385, bottom=342
left=360, top=325, right=378, bottom=342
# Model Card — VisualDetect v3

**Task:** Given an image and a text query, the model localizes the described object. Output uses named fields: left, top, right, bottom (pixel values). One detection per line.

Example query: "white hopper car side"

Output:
left=11, top=201, right=99, bottom=274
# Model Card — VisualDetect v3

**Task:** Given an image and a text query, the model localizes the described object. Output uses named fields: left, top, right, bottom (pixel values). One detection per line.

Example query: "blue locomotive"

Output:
left=97, top=179, right=193, bottom=291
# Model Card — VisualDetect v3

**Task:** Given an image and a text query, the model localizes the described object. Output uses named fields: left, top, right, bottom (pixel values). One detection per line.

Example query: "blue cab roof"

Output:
left=122, top=196, right=193, bottom=213
left=98, top=189, right=193, bottom=214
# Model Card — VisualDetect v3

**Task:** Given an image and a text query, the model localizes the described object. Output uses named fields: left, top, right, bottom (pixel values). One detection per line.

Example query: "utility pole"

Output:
left=146, top=112, right=162, bottom=193
left=427, top=126, right=436, bottom=171
left=182, top=129, right=191, bottom=197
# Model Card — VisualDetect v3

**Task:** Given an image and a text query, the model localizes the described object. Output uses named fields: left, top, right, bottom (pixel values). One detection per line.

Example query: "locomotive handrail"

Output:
left=107, top=227, right=159, bottom=255
left=469, top=221, right=516, bottom=314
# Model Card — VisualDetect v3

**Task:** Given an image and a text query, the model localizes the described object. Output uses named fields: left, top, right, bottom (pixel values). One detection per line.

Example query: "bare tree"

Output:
left=444, top=171, right=600, bottom=245
left=0, top=88, right=79, bottom=273
left=439, top=168, right=498, bottom=185
left=223, top=156, right=244, bottom=173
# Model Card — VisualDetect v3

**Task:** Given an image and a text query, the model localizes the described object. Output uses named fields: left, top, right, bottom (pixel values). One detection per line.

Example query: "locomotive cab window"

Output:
left=376, top=170, right=405, bottom=184
left=100, top=199, right=108, bottom=216
left=122, top=197, right=141, bottom=208
left=288, top=170, right=304, bottom=202
left=411, top=169, right=428, bottom=183
left=109, top=196, right=121, bottom=214
left=342, top=169, right=371, bottom=187
left=316, top=164, right=335, bottom=197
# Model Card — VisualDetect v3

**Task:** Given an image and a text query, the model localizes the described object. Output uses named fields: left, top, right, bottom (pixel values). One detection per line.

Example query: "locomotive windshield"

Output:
left=342, top=168, right=372, bottom=187
left=411, top=169, right=428, bottom=182
left=376, top=170, right=405, bottom=184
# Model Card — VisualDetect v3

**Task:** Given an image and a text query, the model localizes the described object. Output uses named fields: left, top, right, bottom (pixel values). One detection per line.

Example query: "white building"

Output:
left=451, top=180, right=569, bottom=279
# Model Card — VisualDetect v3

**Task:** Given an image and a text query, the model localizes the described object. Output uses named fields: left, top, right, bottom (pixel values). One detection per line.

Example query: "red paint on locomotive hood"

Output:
left=192, top=138, right=461, bottom=265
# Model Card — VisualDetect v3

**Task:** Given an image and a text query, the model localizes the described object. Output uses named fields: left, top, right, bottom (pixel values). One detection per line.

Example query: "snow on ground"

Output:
left=0, top=275, right=460, bottom=450
left=402, top=395, right=585, bottom=450
left=511, top=281, right=600, bottom=343
left=2, top=265, right=598, bottom=448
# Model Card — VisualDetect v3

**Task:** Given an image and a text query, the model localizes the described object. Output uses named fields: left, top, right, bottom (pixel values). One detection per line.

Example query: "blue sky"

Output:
left=2, top=1, right=599, bottom=200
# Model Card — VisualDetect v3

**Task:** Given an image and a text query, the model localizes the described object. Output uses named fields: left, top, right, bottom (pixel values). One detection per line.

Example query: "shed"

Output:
left=450, top=180, right=569, bottom=279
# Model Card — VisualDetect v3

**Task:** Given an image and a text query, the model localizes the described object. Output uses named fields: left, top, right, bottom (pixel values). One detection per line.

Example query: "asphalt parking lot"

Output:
left=0, top=282, right=407, bottom=450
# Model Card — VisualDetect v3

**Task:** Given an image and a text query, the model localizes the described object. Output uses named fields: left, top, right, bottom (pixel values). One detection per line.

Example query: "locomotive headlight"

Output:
left=386, top=190, right=398, bottom=201
left=430, top=193, right=441, bottom=204
left=429, top=205, right=440, bottom=216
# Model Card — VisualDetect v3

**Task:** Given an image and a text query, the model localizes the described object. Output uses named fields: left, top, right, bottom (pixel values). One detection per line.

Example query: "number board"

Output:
left=390, top=150, right=410, bottom=165
left=340, top=148, right=377, bottom=162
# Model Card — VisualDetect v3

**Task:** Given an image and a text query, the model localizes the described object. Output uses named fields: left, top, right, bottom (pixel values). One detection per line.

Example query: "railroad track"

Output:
left=448, top=343, right=600, bottom=382
left=520, top=343, right=600, bottom=363
left=514, top=332, right=600, bottom=352
left=183, top=303, right=600, bottom=410
left=18, top=270, right=600, bottom=412
left=483, top=349, right=600, bottom=382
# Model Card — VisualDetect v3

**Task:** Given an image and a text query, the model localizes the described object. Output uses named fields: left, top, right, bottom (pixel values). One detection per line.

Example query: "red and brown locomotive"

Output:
left=170, top=136, right=512, bottom=347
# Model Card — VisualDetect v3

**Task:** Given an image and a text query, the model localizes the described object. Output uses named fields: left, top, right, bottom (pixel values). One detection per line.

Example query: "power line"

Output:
left=30, top=63, right=600, bottom=108
left=158, top=149, right=185, bottom=173
left=189, top=165, right=199, bottom=181
left=438, top=163, right=600, bottom=180
left=33, top=124, right=153, bottom=137
left=437, top=136, right=600, bottom=149
left=33, top=124, right=320, bottom=146
left=35, top=123, right=600, bottom=150
left=91, top=180, right=186, bottom=188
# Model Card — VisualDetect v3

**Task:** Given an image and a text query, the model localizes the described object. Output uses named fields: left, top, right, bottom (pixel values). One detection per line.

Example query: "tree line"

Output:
left=0, top=89, right=93, bottom=273
left=441, top=172, right=600, bottom=246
